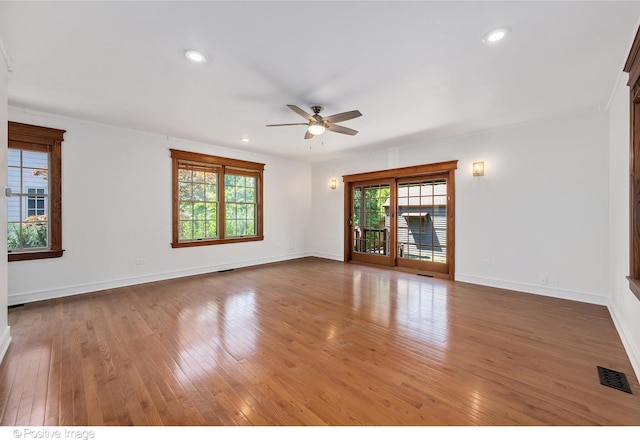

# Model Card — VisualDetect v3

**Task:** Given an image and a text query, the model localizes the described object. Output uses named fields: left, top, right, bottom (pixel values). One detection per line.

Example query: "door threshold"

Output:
left=347, top=260, right=450, bottom=280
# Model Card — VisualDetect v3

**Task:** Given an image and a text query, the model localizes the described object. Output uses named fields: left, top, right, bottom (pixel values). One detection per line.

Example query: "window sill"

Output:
left=627, top=276, right=640, bottom=301
left=8, top=249, right=64, bottom=262
left=171, top=236, right=264, bottom=248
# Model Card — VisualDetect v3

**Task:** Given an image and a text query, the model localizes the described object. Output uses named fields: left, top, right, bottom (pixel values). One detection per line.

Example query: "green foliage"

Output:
left=353, top=186, right=390, bottom=253
left=7, top=216, right=48, bottom=250
left=353, top=187, right=389, bottom=229
left=224, top=174, right=257, bottom=238
left=178, top=172, right=257, bottom=241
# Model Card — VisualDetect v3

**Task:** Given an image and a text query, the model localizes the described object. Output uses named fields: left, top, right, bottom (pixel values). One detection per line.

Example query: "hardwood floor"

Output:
left=1, top=257, right=639, bottom=426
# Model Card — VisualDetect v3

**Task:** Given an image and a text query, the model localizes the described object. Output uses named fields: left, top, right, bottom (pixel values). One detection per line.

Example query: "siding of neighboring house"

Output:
left=396, top=206, right=447, bottom=260
left=7, top=149, right=48, bottom=222
left=384, top=205, right=447, bottom=261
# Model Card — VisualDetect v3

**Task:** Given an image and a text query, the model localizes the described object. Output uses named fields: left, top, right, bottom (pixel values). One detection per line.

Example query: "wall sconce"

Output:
left=329, top=179, right=337, bottom=190
left=473, top=161, right=485, bottom=176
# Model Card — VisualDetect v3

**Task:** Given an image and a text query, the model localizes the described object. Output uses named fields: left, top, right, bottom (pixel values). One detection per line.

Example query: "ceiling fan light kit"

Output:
left=308, top=122, right=326, bottom=136
left=184, top=49, right=207, bottom=63
left=267, top=104, right=362, bottom=139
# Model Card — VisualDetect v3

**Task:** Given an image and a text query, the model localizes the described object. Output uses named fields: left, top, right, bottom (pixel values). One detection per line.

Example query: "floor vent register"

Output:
left=597, top=366, right=633, bottom=394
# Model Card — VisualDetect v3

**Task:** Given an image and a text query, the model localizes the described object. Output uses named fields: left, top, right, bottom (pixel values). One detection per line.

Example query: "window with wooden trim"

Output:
left=624, top=25, right=640, bottom=301
left=7, top=121, right=65, bottom=261
left=170, top=149, right=264, bottom=248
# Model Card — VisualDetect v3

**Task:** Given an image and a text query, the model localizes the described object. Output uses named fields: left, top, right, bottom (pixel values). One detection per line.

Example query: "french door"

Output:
left=344, top=161, right=457, bottom=279
left=350, top=180, right=394, bottom=266
left=395, top=176, right=449, bottom=275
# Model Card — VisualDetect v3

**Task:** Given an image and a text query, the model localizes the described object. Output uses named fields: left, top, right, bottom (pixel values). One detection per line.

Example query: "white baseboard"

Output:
left=8, top=252, right=311, bottom=306
left=608, top=305, right=640, bottom=383
left=455, top=273, right=608, bottom=306
left=309, top=251, right=343, bottom=261
left=0, top=326, right=11, bottom=365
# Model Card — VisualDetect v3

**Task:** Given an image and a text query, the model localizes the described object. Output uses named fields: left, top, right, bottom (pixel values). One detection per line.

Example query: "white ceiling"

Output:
left=1, top=1, right=640, bottom=163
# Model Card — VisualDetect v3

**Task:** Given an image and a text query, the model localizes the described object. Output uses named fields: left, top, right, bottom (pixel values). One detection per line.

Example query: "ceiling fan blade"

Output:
left=323, top=110, right=362, bottom=124
left=287, top=104, right=315, bottom=122
left=304, top=130, right=314, bottom=140
left=266, top=123, right=309, bottom=127
left=326, top=124, right=358, bottom=136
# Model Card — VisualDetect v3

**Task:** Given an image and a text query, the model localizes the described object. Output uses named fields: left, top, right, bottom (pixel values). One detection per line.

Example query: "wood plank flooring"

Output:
left=1, top=257, right=639, bottom=425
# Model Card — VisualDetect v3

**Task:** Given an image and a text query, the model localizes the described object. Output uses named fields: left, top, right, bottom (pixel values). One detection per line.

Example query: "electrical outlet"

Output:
left=480, top=258, right=492, bottom=267
left=539, top=275, right=548, bottom=285
left=136, top=258, right=146, bottom=265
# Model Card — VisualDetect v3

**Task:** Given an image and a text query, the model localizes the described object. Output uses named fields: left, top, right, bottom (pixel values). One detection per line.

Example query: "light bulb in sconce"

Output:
left=473, top=161, right=485, bottom=176
left=329, top=179, right=337, bottom=190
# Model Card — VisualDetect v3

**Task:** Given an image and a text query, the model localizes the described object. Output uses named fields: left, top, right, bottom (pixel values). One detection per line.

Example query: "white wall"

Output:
left=608, top=72, right=640, bottom=380
left=312, top=110, right=610, bottom=306
left=7, top=108, right=312, bottom=304
left=0, top=51, right=11, bottom=361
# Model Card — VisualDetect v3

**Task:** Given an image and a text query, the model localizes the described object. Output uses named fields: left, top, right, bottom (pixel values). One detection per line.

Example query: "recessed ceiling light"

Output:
left=482, top=27, right=511, bottom=45
left=240, top=137, right=250, bottom=143
left=184, top=49, right=207, bottom=63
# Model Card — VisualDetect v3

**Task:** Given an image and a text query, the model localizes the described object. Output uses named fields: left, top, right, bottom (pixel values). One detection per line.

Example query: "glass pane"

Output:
left=8, top=149, right=20, bottom=167
left=237, top=204, right=247, bottom=220
left=193, top=221, right=206, bottom=239
left=8, top=166, right=20, bottom=192
left=225, top=174, right=236, bottom=186
left=205, top=184, right=217, bottom=201
left=178, top=168, right=192, bottom=182
left=397, top=179, right=447, bottom=263
left=226, top=219, right=236, bottom=236
left=226, top=204, right=237, bottom=219
left=246, top=220, right=255, bottom=235
left=206, top=220, right=217, bottom=237
left=247, top=205, right=255, bottom=221
left=22, top=150, right=48, bottom=168
left=193, top=184, right=205, bottom=201
left=204, top=172, right=217, bottom=185
left=179, top=202, right=193, bottom=220
left=193, top=171, right=205, bottom=183
left=353, top=184, right=390, bottom=255
left=236, top=220, right=247, bottom=236
left=246, top=187, right=255, bottom=203
left=225, top=185, right=237, bottom=202
left=193, top=203, right=206, bottom=221
left=179, top=182, right=192, bottom=200
left=7, top=223, right=20, bottom=251
left=206, top=203, right=217, bottom=222
left=21, top=221, right=47, bottom=249
left=179, top=221, right=193, bottom=240
left=236, top=186, right=246, bottom=202
left=7, top=197, right=20, bottom=222
left=22, top=171, right=48, bottom=193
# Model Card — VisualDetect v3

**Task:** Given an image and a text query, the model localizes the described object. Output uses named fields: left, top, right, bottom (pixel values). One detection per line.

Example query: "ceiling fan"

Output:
left=266, top=104, right=362, bottom=139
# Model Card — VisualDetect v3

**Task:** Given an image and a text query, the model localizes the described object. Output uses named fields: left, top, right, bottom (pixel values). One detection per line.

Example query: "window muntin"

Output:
left=171, top=149, right=264, bottom=247
left=7, top=122, right=65, bottom=261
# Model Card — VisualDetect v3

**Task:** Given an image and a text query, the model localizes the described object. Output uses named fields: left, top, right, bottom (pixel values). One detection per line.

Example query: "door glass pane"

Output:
left=397, top=179, right=447, bottom=263
left=352, top=184, right=390, bottom=255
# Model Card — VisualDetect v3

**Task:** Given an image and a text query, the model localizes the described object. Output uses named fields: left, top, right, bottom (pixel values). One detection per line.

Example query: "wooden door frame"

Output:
left=343, top=160, right=458, bottom=280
